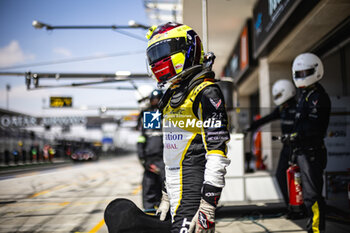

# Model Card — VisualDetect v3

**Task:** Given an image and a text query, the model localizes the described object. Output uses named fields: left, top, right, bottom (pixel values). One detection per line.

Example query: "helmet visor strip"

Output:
left=294, top=68, right=315, bottom=79
left=273, top=92, right=283, bottom=100
left=147, top=37, right=186, bottom=64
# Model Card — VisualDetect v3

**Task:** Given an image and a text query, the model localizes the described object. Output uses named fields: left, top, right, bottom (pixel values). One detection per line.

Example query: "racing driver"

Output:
left=146, top=22, right=231, bottom=233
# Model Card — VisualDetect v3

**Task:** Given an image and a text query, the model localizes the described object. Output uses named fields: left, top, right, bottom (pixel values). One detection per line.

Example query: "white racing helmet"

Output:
left=272, top=79, right=296, bottom=106
left=292, top=53, right=324, bottom=88
left=135, top=85, right=154, bottom=109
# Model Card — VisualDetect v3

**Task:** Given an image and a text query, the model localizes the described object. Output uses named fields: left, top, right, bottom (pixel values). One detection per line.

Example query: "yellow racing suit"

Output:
left=160, top=69, right=230, bottom=232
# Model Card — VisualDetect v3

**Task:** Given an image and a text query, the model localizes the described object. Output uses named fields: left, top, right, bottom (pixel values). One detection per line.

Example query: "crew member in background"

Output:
left=291, top=53, right=331, bottom=233
left=48, top=146, right=55, bottom=162
left=43, top=144, right=50, bottom=161
left=21, top=141, right=27, bottom=164
left=245, top=79, right=297, bottom=213
left=250, top=114, right=265, bottom=170
left=136, top=89, right=165, bottom=211
left=146, top=22, right=230, bottom=233
left=4, top=149, right=10, bottom=166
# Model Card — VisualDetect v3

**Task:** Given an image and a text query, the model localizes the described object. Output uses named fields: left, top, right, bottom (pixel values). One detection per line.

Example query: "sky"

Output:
left=0, top=0, right=156, bottom=117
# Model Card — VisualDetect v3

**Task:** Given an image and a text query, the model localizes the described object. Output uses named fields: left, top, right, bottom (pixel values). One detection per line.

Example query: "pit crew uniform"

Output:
left=292, top=83, right=331, bottom=233
left=137, top=107, right=165, bottom=210
left=246, top=98, right=297, bottom=205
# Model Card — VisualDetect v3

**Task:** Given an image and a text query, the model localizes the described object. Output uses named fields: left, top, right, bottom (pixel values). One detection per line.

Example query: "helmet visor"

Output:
left=294, top=68, right=315, bottom=79
left=147, top=37, right=186, bottom=64
left=273, top=92, right=283, bottom=101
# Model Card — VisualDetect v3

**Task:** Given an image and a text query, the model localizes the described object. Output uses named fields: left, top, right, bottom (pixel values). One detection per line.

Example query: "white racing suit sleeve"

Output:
left=204, top=154, right=230, bottom=188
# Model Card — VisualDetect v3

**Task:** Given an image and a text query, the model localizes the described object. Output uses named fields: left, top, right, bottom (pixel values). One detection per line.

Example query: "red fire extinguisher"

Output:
left=287, top=164, right=303, bottom=211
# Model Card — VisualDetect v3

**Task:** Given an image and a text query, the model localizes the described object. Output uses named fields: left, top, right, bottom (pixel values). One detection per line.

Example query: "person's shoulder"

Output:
left=316, top=83, right=329, bottom=96
left=201, top=83, right=222, bottom=98
left=308, top=83, right=330, bottom=105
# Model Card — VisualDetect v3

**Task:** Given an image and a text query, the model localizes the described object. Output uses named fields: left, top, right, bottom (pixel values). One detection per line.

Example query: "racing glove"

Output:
left=189, top=199, right=215, bottom=233
left=189, top=184, right=222, bottom=233
left=156, top=190, right=170, bottom=221
left=148, top=163, right=161, bottom=174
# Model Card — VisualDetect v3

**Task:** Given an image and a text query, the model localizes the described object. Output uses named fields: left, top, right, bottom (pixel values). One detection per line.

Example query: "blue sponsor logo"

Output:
left=165, top=133, right=183, bottom=141
left=143, top=110, right=161, bottom=129
left=255, top=13, right=262, bottom=34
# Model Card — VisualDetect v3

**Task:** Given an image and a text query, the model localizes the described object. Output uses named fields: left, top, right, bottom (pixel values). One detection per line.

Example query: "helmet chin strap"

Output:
left=155, top=50, right=214, bottom=88
left=157, top=55, right=216, bottom=110
left=157, top=65, right=203, bottom=89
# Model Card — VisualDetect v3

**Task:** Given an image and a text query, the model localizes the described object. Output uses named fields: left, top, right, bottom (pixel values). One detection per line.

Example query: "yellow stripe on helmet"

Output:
left=146, top=25, right=157, bottom=40
left=147, top=25, right=192, bottom=47
left=170, top=52, right=186, bottom=74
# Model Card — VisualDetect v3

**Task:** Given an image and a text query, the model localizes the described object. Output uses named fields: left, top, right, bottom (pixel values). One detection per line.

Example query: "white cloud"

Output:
left=53, top=47, right=72, bottom=57
left=0, top=40, right=35, bottom=67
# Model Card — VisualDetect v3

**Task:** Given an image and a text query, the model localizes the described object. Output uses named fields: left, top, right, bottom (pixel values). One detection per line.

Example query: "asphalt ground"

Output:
left=0, top=153, right=349, bottom=233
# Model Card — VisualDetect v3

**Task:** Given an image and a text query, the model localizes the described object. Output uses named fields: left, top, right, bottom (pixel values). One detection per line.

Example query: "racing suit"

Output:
left=160, top=68, right=230, bottom=232
left=292, top=83, right=331, bottom=233
left=246, top=98, right=297, bottom=205
left=137, top=107, right=165, bottom=210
